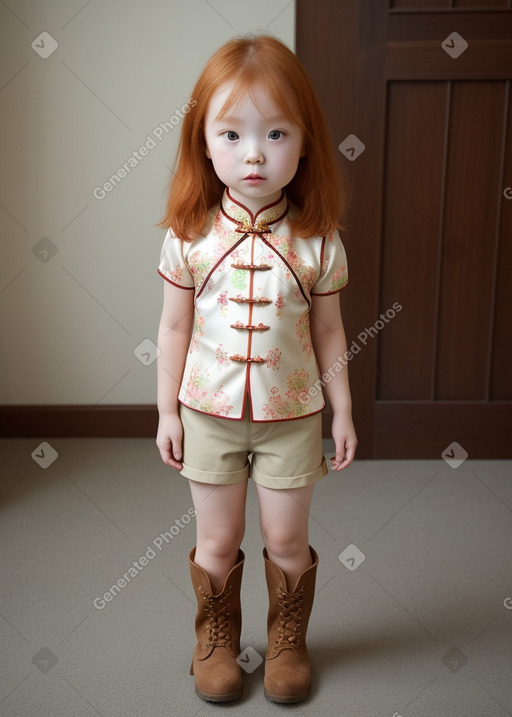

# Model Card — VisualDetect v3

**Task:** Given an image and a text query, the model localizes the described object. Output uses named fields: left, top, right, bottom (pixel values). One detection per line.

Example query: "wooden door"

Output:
left=297, top=0, right=512, bottom=458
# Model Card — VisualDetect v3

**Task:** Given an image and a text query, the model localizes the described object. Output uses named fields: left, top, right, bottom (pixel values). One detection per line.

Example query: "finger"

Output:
left=330, top=456, right=345, bottom=471
left=168, top=431, right=184, bottom=470
left=167, top=447, right=183, bottom=470
left=330, top=441, right=355, bottom=471
left=171, top=435, right=183, bottom=463
left=330, top=454, right=344, bottom=470
left=345, top=437, right=358, bottom=463
left=158, top=438, right=182, bottom=470
left=167, top=457, right=183, bottom=470
left=330, top=442, right=346, bottom=466
left=163, top=444, right=183, bottom=470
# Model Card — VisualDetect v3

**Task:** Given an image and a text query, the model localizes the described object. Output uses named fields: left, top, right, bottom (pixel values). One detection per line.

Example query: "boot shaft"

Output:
left=189, top=548, right=244, bottom=660
left=263, top=546, right=318, bottom=661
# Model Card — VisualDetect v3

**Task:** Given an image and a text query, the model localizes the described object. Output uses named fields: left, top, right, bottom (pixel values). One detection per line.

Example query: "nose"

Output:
left=244, top=141, right=264, bottom=164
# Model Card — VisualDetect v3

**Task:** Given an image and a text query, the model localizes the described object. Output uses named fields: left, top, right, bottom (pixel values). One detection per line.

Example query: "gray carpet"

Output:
left=1, top=438, right=511, bottom=716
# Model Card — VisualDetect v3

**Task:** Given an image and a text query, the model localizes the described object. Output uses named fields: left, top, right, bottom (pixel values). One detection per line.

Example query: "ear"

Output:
left=205, top=143, right=211, bottom=159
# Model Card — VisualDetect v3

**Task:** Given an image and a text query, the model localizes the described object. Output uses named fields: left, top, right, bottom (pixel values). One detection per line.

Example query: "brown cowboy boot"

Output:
left=189, top=547, right=244, bottom=702
left=263, top=546, right=319, bottom=703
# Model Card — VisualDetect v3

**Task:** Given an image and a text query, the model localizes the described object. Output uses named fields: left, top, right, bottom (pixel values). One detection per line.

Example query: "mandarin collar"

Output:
left=220, top=188, right=288, bottom=233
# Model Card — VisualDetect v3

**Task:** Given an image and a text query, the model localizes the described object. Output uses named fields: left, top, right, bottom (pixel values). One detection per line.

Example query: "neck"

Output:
left=227, top=188, right=283, bottom=218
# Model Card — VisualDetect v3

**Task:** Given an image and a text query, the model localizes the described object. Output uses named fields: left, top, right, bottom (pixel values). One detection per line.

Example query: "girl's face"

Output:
left=204, top=82, right=305, bottom=215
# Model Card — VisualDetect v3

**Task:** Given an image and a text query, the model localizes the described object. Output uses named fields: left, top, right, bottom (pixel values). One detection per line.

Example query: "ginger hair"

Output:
left=158, top=34, right=349, bottom=241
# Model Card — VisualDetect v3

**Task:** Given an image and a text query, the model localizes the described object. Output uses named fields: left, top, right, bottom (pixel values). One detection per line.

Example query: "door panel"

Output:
left=297, top=0, right=512, bottom=457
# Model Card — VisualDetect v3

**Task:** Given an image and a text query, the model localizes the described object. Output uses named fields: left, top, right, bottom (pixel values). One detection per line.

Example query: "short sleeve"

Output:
left=311, top=230, right=348, bottom=295
left=157, top=229, right=194, bottom=289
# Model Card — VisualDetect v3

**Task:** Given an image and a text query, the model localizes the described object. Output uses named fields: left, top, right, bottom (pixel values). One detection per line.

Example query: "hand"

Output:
left=330, top=411, right=357, bottom=471
left=156, top=413, right=184, bottom=470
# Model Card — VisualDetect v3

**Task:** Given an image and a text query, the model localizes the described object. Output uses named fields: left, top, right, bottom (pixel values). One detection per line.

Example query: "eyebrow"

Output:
left=214, top=114, right=291, bottom=124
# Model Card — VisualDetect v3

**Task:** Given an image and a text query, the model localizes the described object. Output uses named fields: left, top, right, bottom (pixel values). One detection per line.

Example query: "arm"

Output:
left=156, top=280, right=194, bottom=469
left=310, top=292, right=357, bottom=470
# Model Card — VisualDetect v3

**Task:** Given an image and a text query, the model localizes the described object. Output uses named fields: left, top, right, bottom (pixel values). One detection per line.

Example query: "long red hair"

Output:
left=158, top=35, right=350, bottom=241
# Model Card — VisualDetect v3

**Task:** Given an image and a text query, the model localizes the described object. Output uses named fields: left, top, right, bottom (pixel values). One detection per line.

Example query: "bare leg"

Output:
left=255, top=483, right=315, bottom=590
left=188, top=479, right=248, bottom=594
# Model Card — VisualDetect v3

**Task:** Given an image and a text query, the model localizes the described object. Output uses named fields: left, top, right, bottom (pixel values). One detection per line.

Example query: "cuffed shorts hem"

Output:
left=180, top=462, right=250, bottom=485
left=180, top=456, right=327, bottom=489
left=251, top=457, right=328, bottom=489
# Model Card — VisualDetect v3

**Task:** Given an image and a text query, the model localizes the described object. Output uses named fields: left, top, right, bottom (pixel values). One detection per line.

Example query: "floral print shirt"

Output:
left=158, top=189, right=348, bottom=422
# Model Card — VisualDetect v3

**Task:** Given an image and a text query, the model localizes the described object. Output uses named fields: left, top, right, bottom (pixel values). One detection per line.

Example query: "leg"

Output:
left=189, top=478, right=248, bottom=593
left=255, top=482, right=315, bottom=589
left=256, top=483, right=319, bottom=704
left=188, top=479, right=247, bottom=701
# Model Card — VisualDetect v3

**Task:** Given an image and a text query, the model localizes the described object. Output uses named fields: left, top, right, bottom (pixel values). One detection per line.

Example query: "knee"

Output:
left=201, top=525, right=245, bottom=557
left=262, top=529, right=304, bottom=559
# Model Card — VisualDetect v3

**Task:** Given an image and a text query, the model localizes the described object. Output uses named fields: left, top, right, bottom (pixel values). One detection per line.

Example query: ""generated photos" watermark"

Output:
left=93, top=507, right=196, bottom=609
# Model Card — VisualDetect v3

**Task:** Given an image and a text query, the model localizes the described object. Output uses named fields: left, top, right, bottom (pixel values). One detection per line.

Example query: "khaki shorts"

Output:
left=179, top=404, right=328, bottom=490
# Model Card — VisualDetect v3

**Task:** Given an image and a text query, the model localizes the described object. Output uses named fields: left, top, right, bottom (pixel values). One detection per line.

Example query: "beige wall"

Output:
left=0, top=0, right=295, bottom=405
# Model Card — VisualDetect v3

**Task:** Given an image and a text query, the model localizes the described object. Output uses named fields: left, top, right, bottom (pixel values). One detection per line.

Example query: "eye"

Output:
left=268, top=130, right=282, bottom=140
left=226, top=131, right=239, bottom=141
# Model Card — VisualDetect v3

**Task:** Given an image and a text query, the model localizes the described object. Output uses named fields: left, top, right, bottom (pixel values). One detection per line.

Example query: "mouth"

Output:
left=243, top=174, right=265, bottom=185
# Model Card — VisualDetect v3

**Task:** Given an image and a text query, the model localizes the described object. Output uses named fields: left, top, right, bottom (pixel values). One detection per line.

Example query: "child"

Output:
left=156, top=34, right=357, bottom=704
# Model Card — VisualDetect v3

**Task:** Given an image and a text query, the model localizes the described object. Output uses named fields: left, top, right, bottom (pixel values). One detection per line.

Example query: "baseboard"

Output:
left=0, top=405, right=158, bottom=438
left=1, top=405, right=336, bottom=440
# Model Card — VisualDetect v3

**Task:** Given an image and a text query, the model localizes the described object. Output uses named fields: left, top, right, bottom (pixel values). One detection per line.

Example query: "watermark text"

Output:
left=93, top=98, right=197, bottom=200
left=299, top=302, right=402, bottom=404
left=93, top=507, right=196, bottom=609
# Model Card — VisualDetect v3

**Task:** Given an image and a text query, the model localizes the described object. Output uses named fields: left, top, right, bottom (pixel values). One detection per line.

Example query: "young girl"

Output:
left=156, top=34, right=357, bottom=704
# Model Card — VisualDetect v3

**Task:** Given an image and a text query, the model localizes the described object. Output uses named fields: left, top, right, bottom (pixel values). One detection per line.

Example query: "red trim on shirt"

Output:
left=225, top=189, right=255, bottom=225
left=221, top=188, right=288, bottom=229
left=311, top=279, right=349, bottom=296
left=253, top=190, right=287, bottom=224
left=260, top=237, right=311, bottom=307
left=311, top=235, right=348, bottom=295
left=195, top=235, right=248, bottom=299
left=158, top=269, right=195, bottom=289
left=319, top=236, right=326, bottom=274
